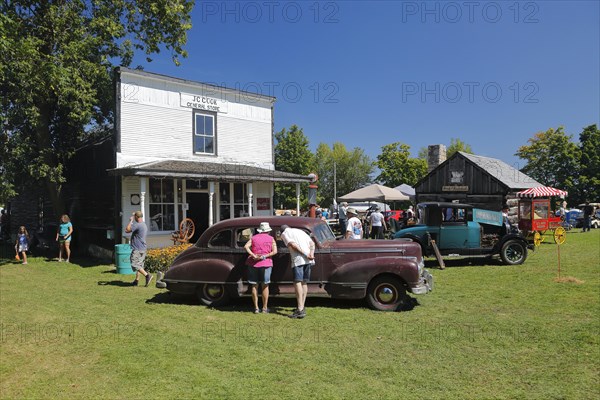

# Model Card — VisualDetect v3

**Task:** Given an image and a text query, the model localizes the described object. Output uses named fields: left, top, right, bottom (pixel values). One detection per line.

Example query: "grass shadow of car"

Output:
left=424, top=256, right=506, bottom=268
left=97, top=280, right=136, bottom=288
left=145, top=291, right=420, bottom=313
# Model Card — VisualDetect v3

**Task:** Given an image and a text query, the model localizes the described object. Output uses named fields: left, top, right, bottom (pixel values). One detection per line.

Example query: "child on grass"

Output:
left=15, top=226, right=29, bottom=265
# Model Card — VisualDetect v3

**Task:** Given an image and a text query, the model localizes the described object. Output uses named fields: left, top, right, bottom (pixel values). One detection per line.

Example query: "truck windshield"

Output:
left=417, top=205, right=427, bottom=225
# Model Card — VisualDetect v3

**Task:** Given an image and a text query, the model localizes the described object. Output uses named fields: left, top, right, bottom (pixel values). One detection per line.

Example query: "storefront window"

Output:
left=219, top=183, right=231, bottom=221
left=186, top=180, right=208, bottom=190
left=219, top=183, right=248, bottom=220
left=194, top=113, right=215, bottom=155
left=149, top=178, right=175, bottom=231
left=234, top=183, right=248, bottom=217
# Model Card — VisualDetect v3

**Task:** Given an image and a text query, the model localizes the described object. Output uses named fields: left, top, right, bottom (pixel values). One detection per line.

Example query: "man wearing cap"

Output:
left=280, top=224, right=315, bottom=319
left=338, top=202, right=348, bottom=234
left=345, top=208, right=363, bottom=239
left=125, top=211, right=153, bottom=287
left=244, top=222, right=277, bottom=313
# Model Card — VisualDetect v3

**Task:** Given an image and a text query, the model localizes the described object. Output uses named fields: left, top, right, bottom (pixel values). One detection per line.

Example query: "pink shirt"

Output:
left=248, top=233, right=274, bottom=268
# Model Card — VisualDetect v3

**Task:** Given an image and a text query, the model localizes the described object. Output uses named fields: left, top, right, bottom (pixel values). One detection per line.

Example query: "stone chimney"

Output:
left=427, top=144, right=447, bottom=173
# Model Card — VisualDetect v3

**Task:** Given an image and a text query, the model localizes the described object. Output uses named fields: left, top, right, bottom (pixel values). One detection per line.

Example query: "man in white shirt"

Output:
left=345, top=208, right=363, bottom=239
left=369, top=206, right=387, bottom=239
left=280, top=225, right=315, bottom=319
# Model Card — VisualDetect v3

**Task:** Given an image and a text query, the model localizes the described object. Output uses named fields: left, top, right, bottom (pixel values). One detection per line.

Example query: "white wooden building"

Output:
left=110, top=68, right=310, bottom=247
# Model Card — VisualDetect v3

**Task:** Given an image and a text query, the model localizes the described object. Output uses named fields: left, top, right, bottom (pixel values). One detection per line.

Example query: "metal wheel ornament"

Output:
left=179, top=218, right=195, bottom=242
left=533, top=231, right=542, bottom=247
left=553, top=226, right=566, bottom=245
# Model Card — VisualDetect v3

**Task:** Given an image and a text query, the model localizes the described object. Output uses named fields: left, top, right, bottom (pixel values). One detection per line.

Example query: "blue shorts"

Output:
left=293, top=264, right=312, bottom=282
left=248, top=266, right=272, bottom=285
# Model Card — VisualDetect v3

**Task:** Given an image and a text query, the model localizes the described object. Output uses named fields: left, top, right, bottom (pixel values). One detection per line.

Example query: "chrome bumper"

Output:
left=411, top=269, right=434, bottom=294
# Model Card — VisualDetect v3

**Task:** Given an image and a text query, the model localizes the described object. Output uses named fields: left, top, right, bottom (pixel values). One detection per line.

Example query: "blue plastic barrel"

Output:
left=115, top=244, right=134, bottom=274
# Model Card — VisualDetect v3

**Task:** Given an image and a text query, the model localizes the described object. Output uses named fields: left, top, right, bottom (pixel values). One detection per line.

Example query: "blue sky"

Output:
left=139, top=0, right=599, bottom=169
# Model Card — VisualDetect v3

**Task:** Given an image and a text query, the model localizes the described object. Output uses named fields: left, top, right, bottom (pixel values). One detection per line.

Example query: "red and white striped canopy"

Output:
left=516, top=186, right=568, bottom=198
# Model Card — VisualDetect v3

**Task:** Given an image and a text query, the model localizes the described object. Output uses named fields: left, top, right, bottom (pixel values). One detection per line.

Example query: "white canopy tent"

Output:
left=339, top=184, right=411, bottom=202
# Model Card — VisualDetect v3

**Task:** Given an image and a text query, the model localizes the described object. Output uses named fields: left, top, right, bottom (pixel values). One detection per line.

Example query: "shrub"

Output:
left=144, top=244, right=192, bottom=273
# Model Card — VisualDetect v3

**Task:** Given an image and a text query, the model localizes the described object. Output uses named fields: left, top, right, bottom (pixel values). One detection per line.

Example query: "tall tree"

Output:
left=273, top=125, right=314, bottom=209
left=314, top=142, right=374, bottom=207
left=376, top=142, right=427, bottom=187
left=515, top=127, right=580, bottom=194
left=446, top=137, right=474, bottom=158
left=0, top=1, right=194, bottom=213
left=576, top=124, right=600, bottom=204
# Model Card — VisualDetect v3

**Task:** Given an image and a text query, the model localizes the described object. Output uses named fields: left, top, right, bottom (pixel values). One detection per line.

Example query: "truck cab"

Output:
left=394, top=202, right=530, bottom=265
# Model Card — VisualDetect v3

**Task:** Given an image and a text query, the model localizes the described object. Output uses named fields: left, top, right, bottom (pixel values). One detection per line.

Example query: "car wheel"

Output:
left=197, top=283, right=230, bottom=307
left=500, top=240, right=527, bottom=265
left=366, top=275, right=409, bottom=311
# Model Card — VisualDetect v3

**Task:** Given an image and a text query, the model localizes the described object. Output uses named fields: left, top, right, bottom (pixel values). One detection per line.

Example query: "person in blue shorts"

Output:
left=56, top=214, right=73, bottom=262
left=280, top=224, right=315, bottom=319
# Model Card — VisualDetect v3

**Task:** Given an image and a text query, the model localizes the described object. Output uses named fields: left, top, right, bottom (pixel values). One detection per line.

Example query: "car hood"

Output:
left=328, top=238, right=421, bottom=257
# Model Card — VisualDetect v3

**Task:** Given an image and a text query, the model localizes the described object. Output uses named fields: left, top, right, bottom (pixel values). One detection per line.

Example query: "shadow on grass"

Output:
left=97, top=280, right=135, bottom=287
left=424, top=256, right=501, bottom=268
left=145, top=291, right=420, bottom=314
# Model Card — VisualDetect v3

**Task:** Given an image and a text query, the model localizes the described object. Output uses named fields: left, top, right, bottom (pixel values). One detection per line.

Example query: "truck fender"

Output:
left=397, top=234, right=428, bottom=256
left=496, top=234, right=529, bottom=252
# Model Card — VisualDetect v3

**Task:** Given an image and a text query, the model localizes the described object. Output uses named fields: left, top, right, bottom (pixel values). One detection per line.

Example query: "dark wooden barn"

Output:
left=415, top=151, right=541, bottom=211
left=6, top=136, right=116, bottom=260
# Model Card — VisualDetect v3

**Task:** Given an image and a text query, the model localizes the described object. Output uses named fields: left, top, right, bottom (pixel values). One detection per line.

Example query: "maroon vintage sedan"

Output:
left=162, top=216, right=433, bottom=311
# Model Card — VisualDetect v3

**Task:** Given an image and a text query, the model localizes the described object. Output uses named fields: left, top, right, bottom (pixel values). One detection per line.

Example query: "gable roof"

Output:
left=108, top=160, right=311, bottom=183
left=457, top=152, right=541, bottom=189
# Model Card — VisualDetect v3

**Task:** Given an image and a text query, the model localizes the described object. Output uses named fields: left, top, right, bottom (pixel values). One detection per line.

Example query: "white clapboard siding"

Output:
left=119, top=73, right=274, bottom=166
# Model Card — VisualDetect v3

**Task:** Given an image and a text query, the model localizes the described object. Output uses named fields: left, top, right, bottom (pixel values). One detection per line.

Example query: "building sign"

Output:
left=442, top=186, right=469, bottom=192
left=473, top=208, right=503, bottom=226
left=180, top=93, right=228, bottom=113
left=256, top=198, right=270, bottom=210
left=449, top=170, right=464, bottom=184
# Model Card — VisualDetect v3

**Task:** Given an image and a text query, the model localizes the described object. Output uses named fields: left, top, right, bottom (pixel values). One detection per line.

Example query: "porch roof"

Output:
left=108, top=160, right=312, bottom=183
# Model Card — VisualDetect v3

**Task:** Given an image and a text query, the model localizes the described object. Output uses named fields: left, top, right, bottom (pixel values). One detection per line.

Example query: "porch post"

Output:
left=208, top=182, right=215, bottom=226
left=248, top=183, right=253, bottom=217
left=296, top=183, right=301, bottom=216
left=140, top=178, right=147, bottom=221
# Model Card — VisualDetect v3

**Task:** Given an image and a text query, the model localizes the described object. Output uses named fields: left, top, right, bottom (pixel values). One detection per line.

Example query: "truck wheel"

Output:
left=500, top=240, right=527, bottom=265
left=197, top=283, right=230, bottom=307
left=366, top=276, right=409, bottom=311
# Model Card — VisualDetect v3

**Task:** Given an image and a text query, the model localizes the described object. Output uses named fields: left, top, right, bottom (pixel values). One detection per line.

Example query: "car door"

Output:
left=439, top=208, right=470, bottom=250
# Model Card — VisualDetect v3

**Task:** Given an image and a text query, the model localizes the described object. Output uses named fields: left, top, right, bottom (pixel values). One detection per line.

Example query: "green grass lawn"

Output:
left=1, top=231, right=599, bottom=399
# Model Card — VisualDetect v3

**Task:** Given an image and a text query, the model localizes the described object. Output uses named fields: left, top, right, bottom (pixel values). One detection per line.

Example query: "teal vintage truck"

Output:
left=393, top=202, right=532, bottom=265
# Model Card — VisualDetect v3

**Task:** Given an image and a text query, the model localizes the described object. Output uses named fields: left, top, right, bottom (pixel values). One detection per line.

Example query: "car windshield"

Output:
left=312, top=222, right=336, bottom=244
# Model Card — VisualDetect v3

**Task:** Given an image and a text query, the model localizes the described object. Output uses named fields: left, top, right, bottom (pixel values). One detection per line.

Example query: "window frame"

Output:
left=193, top=110, right=217, bottom=155
left=148, top=178, right=177, bottom=233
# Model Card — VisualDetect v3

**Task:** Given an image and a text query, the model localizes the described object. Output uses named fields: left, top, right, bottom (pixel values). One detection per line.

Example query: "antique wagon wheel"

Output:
left=179, top=218, right=195, bottom=242
left=553, top=226, right=566, bottom=245
left=533, top=231, right=543, bottom=247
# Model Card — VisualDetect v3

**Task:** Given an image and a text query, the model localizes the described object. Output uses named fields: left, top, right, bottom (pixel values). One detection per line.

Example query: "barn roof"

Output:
left=457, top=152, right=541, bottom=190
